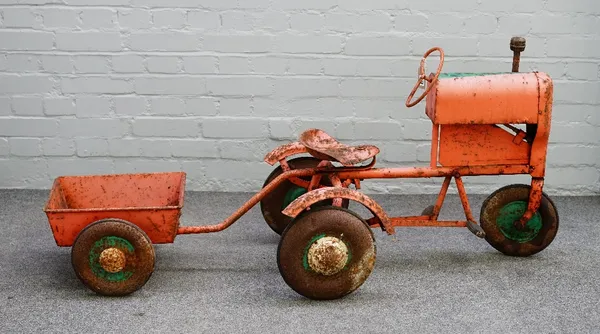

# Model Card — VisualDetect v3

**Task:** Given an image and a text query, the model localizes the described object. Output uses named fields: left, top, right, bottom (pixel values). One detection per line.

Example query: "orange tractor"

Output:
left=44, top=37, right=558, bottom=300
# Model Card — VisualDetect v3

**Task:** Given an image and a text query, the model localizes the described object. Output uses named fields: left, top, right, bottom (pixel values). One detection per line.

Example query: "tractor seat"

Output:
left=298, top=129, right=380, bottom=166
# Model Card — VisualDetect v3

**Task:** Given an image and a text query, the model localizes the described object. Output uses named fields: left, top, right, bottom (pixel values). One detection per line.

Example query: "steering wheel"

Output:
left=405, top=47, right=445, bottom=108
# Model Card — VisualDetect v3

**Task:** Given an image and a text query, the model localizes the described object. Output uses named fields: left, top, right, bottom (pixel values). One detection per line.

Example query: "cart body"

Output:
left=44, top=172, right=186, bottom=247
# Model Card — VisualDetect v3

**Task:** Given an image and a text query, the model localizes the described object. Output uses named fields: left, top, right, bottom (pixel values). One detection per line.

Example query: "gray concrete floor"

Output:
left=1, top=189, right=599, bottom=333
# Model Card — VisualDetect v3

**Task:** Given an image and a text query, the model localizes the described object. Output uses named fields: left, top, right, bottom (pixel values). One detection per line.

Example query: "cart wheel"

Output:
left=277, top=206, right=376, bottom=300
left=71, top=218, right=155, bottom=296
left=480, top=184, right=559, bottom=257
left=260, top=156, right=349, bottom=235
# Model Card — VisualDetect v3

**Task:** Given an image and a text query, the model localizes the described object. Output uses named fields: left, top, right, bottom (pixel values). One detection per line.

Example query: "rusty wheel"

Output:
left=277, top=206, right=376, bottom=300
left=480, top=184, right=559, bottom=257
left=260, top=156, right=349, bottom=235
left=71, top=218, right=155, bottom=296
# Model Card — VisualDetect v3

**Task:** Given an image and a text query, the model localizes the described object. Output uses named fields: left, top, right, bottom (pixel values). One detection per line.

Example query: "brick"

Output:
left=113, top=159, right=182, bottom=175
left=44, top=98, right=76, bottom=116
left=409, top=0, right=487, bottom=12
left=132, top=118, right=199, bottom=137
left=74, top=56, right=110, bottom=74
left=417, top=143, right=432, bottom=162
left=353, top=121, right=402, bottom=140
left=128, top=32, right=200, bottom=51
left=218, top=139, right=271, bottom=160
left=0, top=118, right=58, bottom=137
left=5, top=54, right=40, bottom=72
left=256, top=11, right=288, bottom=31
left=203, top=160, right=270, bottom=179
left=58, top=119, right=128, bottom=138
left=187, top=10, right=220, bottom=29
left=383, top=142, right=418, bottom=162
left=108, top=139, right=142, bottom=157
left=0, top=97, right=10, bottom=116
left=41, top=8, right=79, bottom=28
left=47, top=158, right=114, bottom=177
left=566, top=62, right=599, bottom=81
left=552, top=104, right=596, bottom=123
left=553, top=81, right=600, bottom=105
left=12, top=97, right=43, bottom=116
left=292, top=119, right=336, bottom=137
left=272, top=0, right=337, bottom=9
left=547, top=145, right=600, bottom=166
left=134, top=77, right=207, bottom=95
left=545, top=167, right=599, bottom=186
left=182, top=56, right=216, bottom=74
left=465, top=14, right=497, bottom=34
left=41, top=55, right=73, bottom=74
left=203, top=34, right=274, bottom=53
left=111, top=55, right=145, bottom=73
left=340, top=78, right=412, bottom=97
left=56, top=32, right=122, bottom=51
left=80, top=8, right=117, bottom=29
left=251, top=56, right=288, bottom=75
left=402, top=120, right=432, bottom=140
left=287, top=58, right=322, bottom=75
left=206, top=77, right=272, bottom=96
left=150, top=97, right=186, bottom=116
left=3, top=8, right=39, bottom=28
left=547, top=38, right=600, bottom=58
left=76, top=138, right=109, bottom=157
left=76, top=96, right=111, bottom=118
left=65, top=0, right=130, bottom=5
left=42, top=138, right=75, bottom=156
left=545, top=0, right=600, bottom=14
left=218, top=98, right=253, bottom=116
left=218, top=56, right=250, bottom=75
left=202, top=118, right=268, bottom=138
left=498, top=15, right=532, bottom=35
left=268, top=119, right=293, bottom=139
left=290, top=13, right=324, bottom=31
left=282, top=98, right=353, bottom=118
left=1, top=159, right=49, bottom=188
left=323, top=58, right=357, bottom=76
left=139, top=139, right=172, bottom=157
left=325, top=13, right=392, bottom=32
left=345, top=36, right=411, bottom=56
left=413, top=37, right=477, bottom=57
left=549, top=124, right=600, bottom=144
left=62, top=77, right=133, bottom=94
left=130, top=0, right=237, bottom=9
left=0, top=138, right=9, bottom=156
left=277, top=34, right=343, bottom=54
left=0, top=75, right=53, bottom=94
left=185, top=98, right=217, bottom=116
left=114, top=96, right=147, bottom=116
left=152, top=9, right=185, bottom=29
left=147, top=56, right=181, bottom=73
left=273, top=78, right=338, bottom=98
left=9, top=138, right=41, bottom=157
left=171, top=139, right=219, bottom=158
left=118, top=9, right=151, bottom=29
left=394, top=13, right=427, bottom=32
left=0, top=31, right=54, bottom=51
left=356, top=59, right=394, bottom=77
left=427, top=14, right=465, bottom=34
left=221, top=11, right=255, bottom=31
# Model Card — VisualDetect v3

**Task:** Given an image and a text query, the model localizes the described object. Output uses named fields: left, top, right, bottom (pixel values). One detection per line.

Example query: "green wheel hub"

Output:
left=496, top=201, right=542, bottom=243
left=282, top=186, right=307, bottom=210
left=89, top=236, right=134, bottom=282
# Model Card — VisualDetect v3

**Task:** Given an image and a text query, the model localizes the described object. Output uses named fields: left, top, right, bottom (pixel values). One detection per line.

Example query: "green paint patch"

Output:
left=89, top=236, right=134, bottom=282
left=303, top=233, right=326, bottom=271
left=496, top=201, right=543, bottom=243
left=282, top=186, right=307, bottom=210
left=439, top=72, right=511, bottom=79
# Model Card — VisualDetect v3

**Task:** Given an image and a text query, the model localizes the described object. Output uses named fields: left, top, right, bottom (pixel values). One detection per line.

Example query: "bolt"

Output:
left=510, top=37, right=526, bottom=73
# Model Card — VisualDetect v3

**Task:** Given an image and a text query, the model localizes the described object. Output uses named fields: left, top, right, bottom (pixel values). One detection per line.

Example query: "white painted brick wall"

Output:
left=0, top=0, right=599, bottom=196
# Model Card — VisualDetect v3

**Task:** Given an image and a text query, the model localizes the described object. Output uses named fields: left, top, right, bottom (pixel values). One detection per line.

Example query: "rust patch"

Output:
left=263, top=141, right=308, bottom=165
left=298, top=128, right=379, bottom=166
left=307, top=237, right=349, bottom=276
left=99, top=247, right=126, bottom=273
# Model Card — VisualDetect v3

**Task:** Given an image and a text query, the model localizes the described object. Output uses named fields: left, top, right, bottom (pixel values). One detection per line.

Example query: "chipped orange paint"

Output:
left=281, top=187, right=394, bottom=235
left=263, top=141, right=308, bottom=166
left=299, top=128, right=380, bottom=166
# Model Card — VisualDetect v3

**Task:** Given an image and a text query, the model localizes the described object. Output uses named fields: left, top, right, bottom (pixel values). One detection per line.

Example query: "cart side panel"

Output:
left=47, top=209, right=181, bottom=247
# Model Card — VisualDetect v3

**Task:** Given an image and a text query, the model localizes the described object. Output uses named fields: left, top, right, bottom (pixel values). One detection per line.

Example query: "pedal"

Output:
left=466, top=220, right=486, bottom=238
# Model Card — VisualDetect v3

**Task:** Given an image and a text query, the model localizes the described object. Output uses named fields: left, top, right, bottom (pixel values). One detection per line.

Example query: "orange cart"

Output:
left=44, top=36, right=559, bottom=300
